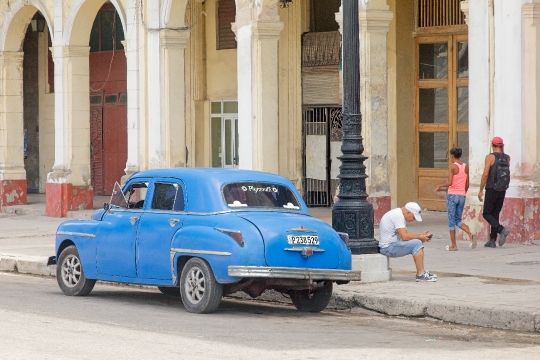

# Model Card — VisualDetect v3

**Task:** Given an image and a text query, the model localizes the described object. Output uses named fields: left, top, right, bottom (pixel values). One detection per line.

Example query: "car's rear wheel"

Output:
left=180, top=258, right=223, bottom=314
left=157, top=286, right=180, bottom=296
left=57, top=245, right=96, bottom=296
left=290, top=281, right=333, bottom=312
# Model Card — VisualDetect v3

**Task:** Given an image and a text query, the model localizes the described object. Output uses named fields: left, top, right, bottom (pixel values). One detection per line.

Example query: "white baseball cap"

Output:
left=405, top=202, right=422, bottom=222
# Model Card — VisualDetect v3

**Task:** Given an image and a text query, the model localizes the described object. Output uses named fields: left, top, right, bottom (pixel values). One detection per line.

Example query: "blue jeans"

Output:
left=447, top=194, right=465, bottom=231
left=379, top=240, right=424, bottom=258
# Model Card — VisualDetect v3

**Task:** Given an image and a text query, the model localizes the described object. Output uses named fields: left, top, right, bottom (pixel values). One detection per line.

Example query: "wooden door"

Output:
left=416, top=34, right=469, bottom=210
left=102, top=93, right=127, bottom=195
left=90, top=96, right=104, bottom=196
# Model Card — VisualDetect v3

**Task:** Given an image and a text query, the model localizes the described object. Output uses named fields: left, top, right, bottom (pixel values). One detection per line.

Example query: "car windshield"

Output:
left=110, top=181, right=149, bottom=209
left=222, top=182, right=301, bottom=210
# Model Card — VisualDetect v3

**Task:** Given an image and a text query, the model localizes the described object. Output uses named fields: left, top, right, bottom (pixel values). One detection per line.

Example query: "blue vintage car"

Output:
left=51, top=168, right=361, bottom=313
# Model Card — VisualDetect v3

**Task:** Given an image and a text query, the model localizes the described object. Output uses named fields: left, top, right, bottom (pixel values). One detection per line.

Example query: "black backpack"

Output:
left=493, top=152, right=510, bottom=192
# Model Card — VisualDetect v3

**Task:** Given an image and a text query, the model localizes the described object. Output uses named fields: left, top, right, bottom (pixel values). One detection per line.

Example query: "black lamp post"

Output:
left=332, top=0, right=378, bottom=254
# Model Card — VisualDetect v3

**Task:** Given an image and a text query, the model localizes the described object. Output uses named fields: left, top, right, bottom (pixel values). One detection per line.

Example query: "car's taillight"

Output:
left=337, top=232, right=349, bottom=246
left=216, top=228, right=244, bottom=247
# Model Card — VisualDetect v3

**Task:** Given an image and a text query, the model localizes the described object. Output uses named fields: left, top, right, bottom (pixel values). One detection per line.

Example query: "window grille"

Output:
left=417, top=0, right=465, bottom=28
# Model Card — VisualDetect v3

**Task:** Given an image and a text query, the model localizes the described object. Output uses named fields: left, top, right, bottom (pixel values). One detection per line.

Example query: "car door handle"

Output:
left=169, top=218, right=180, bottom=227
left=130, top=216, right=140, bottom=225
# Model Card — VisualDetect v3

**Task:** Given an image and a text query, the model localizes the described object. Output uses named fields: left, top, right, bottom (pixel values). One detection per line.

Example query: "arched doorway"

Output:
left=23, top=11, right=53, bottom=194
left=0, top=3, right=55, bottom=211
left=89, top=3, right=127, bottom=196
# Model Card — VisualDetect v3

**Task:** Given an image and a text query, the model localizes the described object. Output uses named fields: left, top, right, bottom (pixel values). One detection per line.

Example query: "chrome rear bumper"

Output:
left=228, top=266, right=361, bottom=281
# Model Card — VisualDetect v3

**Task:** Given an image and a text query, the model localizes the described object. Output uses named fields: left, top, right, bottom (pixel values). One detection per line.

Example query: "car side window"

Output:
left=110, top=181, right=148, bottom=209
left=151, top=183, right=184, bottom=211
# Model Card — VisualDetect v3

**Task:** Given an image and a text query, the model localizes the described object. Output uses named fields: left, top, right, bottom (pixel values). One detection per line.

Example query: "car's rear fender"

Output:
left=170, top=217, right=265, bottom=283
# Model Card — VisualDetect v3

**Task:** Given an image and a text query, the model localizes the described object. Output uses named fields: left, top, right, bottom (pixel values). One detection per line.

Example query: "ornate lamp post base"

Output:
left=332, top=196, right=379, bottom=255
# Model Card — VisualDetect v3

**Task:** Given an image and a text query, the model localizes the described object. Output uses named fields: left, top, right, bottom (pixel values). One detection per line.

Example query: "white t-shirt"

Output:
left=378, top=208, right=407, bottom=248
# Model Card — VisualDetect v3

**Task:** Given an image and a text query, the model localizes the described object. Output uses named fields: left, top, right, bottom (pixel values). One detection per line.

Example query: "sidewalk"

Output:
left=1, top=201, right=539, bottom=332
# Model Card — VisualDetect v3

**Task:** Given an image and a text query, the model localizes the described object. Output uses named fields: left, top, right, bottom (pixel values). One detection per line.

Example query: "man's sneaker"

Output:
left=499, top=228, right=510, bottom=247
left=484, top=239, right=496, bottom=248
left=416, top=271, right=437, bottom=282
left=425, top=270, right=437, bottom=278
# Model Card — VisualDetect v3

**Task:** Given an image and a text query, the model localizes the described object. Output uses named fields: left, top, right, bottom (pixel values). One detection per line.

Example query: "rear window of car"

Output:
left=222, top=182, right=301, bottom=209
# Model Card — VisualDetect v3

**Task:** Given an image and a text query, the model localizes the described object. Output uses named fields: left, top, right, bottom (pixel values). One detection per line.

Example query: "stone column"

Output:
left=123, top=0, right=141, bottom=181
left=46, top=46, right=93, bottom=217
left=359, top=2, right=393, bottom=223
left=146, top=0, right=162, bottom=169
left=519, top=2, right=540, bottom=240
left=233, top=0, right=283, bottom=172
left=0, top=52, right=27, bottom=210
left=160, top=29, right=190, bottom=168
left=461, top=0, right=491, bottom=237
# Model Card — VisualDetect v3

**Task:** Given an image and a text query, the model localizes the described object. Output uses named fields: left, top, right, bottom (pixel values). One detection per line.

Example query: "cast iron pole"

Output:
left=332, top=0, right=378, bottom=254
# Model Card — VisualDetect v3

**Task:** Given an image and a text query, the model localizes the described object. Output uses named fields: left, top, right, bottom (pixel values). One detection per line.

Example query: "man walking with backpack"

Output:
left=478, top=136, right=511, bottom=248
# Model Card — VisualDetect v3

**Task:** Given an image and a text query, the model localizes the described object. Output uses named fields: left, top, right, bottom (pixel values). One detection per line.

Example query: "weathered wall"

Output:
left=205, top=0, right=237, bottom=101
left=278, top=3, right=304, bottom=188
left=388, top=0, right=415, bottom=208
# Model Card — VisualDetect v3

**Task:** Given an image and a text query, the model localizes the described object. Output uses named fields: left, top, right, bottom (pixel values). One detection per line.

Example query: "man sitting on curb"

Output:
left=378, top=202, right=436, bottom=282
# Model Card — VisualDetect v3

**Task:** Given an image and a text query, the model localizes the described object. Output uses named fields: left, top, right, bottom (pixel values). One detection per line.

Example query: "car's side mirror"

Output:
left=104, top=202, right=110, bottom=211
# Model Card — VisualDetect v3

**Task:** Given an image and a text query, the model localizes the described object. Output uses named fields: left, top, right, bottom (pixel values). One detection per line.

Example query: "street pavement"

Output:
left=1, top=197, right=539, bottom=332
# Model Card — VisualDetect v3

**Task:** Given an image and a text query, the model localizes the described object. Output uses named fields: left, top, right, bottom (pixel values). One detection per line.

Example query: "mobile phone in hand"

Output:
left=427, top=233, right=433, bottom=239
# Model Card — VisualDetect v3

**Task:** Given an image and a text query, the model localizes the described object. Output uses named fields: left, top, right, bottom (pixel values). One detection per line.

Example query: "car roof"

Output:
left=127, top=168, right=309, bottom=213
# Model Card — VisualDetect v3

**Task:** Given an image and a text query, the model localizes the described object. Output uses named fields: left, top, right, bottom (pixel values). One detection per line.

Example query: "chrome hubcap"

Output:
left=184, top=267, right=205, bottom=304
left=61, top=254, right=81, bottom=288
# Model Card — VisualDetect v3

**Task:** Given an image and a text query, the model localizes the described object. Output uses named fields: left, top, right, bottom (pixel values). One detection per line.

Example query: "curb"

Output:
left=339, top=293, right=540, bottom=333
left=1, top=254, right=538, bottom=333
left=0, top=255, right=55, bottom=277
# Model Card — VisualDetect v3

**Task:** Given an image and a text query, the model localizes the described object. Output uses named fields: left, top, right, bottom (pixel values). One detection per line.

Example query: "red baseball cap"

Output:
left=491, top=136, right=504, bottom=146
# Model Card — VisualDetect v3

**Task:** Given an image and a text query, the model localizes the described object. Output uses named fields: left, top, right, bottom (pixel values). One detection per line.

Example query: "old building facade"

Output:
left=0, top=0, right=538, bottom=242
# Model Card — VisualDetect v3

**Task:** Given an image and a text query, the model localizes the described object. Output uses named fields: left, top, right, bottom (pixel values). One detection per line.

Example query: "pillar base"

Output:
left=0, top=179, right=27, bottom=211
left=352, top=254, right=391, bottom=283
left=46, top=183, right=93, bottom=217
left=463, top=196, right=540, bottom=243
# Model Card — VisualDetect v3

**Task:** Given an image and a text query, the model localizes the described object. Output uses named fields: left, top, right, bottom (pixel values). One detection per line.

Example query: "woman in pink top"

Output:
left=435, top=147, right=476, bottom=251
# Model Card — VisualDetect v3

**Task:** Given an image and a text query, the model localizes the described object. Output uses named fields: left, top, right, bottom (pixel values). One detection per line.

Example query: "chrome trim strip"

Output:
left=284, top=247, right=324, bottom=252
left=228, top=266, right=361, bottom=281
left=287, top=227, right=317, bottom=233
left=56, top=231, right=96, bottom=238
left=170, top=248, right=232, bottom=256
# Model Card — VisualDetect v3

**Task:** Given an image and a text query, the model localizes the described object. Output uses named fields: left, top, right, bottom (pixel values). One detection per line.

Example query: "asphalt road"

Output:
left=1, top=273, right=539, bottom=360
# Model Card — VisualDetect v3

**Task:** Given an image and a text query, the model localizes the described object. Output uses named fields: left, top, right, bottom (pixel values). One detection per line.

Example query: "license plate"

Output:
left=287, top=235, right=320, bottom=245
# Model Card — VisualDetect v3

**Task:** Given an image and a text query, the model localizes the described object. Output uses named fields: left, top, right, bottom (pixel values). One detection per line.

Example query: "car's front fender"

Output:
left=55, top=220, right=100, bottom=279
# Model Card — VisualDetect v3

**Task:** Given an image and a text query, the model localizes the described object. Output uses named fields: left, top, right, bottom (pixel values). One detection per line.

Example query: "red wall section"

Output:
left=368, top=195, right=391, bottom=226
left=0, top=180, right=27, bottom=210
left=463, top=197, right=540, bottom=243
left=46, top=183, right=93, bottom=217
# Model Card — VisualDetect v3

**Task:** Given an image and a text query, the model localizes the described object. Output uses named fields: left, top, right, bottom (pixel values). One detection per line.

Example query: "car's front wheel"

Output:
left=290, top=281, right=333, bottom=312
left=180, top=258, right=223, bottom=314
left=56, top=245, right=96, bottom=296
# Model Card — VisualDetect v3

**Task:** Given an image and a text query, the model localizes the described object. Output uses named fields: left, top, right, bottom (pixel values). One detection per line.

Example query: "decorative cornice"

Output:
left=0, top=51, right=24, bottom=63
left=251, top=21, right=284, bottom=39
left=62, top=46, right=90, bottom=58
left=523, top=2, right=540, bottom=19
left=359, top=10, right=393, bottom=32
left=160, top=29, right=191, bottom=48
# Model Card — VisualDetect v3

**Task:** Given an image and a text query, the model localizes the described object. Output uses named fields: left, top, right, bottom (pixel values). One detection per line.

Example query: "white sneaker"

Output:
left=416, top=270, right=437, bottom=282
